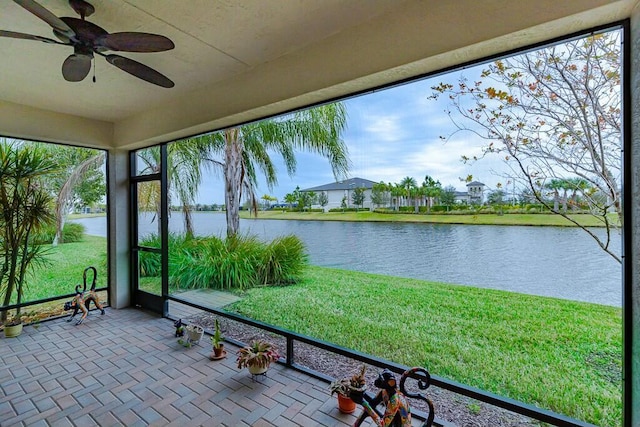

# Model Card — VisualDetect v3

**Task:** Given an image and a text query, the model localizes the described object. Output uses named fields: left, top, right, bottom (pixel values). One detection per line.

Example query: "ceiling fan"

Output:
left=0, top=0, right=175, bottom=88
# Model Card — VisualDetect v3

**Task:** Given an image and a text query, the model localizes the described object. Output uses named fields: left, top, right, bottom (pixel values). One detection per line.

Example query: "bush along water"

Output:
left=139, top=233, right=308, bottom=291
left=31, top=222, right=86, bottom=245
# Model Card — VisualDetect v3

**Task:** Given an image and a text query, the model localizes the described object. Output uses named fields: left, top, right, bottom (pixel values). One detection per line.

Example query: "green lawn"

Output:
left=241, top=210, right=615, bottom=227
left=228, top=266, right=622, bottom=427
left=22, top=235, right=108, bottom=302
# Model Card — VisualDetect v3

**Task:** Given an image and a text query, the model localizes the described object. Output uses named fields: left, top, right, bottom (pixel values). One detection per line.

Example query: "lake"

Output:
left=73, top=212, right=622, bottom=307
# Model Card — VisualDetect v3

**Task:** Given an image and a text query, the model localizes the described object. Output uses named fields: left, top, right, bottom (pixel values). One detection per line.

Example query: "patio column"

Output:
left=107, top=148, right=130, bottom=308
left=628, top=4, right=640, bottom=426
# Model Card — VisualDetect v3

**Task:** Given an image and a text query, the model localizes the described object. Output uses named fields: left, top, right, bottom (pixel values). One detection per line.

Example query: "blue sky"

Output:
left=195, top=66, right=510, bottom=205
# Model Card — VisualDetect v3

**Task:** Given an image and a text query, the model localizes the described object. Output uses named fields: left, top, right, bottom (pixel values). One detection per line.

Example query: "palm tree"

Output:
left=284, top=193, right=296, bottom=209
left=390, top=183, right=404, bottom=211
left=399, top=176, right=417, bottom=209
left=410, top=185, right=423, bottom=213
left=260, top=194, right=277, bottom=209
left=197, top=103, right=349, bottom=237
left=370, top=181, right=389, bottom=209
left=566, top=177, right=590, bottom=210
left=136, top=139, right=211, bottom=237
left=422, top=175, right=442, bottom=213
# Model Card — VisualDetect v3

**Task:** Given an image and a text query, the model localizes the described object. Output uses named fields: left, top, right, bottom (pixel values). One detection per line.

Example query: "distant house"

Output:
left=453, top=191, right=468, bottom=204
left=466, top=181, right=486, bottom=204
left=301, top=177, right=377, bottom=211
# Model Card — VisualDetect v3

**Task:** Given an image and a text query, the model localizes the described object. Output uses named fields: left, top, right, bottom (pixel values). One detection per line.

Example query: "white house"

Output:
left=466, top=181, right=486, bottom=204
left=301, top=177, right=377, bottom=211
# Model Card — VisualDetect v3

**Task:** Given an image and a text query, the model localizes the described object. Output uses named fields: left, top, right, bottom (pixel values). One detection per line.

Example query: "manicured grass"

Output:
left=21, top=236, right=108, bottom=302
left=244, top=210, right=614, bottom=227
left=228, top=266, right=622, bottom=426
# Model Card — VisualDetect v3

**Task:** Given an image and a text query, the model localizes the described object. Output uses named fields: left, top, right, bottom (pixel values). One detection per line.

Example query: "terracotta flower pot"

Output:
left=337, top=393, right=356, bottom=414
left=213, top=343, right=225, bottom=358
left=209, top=344, right=227, bottom=360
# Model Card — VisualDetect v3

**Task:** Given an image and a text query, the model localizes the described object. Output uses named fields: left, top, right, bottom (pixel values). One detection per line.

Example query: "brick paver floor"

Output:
left=0, top=308, right=359, bottom=426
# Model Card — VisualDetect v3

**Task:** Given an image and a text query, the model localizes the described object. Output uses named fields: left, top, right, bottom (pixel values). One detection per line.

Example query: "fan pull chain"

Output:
left=92, top=59, right=96, bottom=83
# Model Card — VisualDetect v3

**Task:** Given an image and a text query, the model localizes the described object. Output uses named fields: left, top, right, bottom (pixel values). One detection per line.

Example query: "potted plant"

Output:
left=329, top=365, right=367, bottom=414
left=236, top=339, right=280, bottom=375
left=209, top=319, right=226, bottom=360
left=178, top=323, right=204, bottom=347
left=186, top=324, right=204, bottom=343
left=3, top=313, right=25, bottom=338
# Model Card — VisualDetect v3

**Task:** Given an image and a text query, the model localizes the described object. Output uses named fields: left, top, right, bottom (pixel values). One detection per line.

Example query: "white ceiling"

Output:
left=0, top=0, right=637, bottom=150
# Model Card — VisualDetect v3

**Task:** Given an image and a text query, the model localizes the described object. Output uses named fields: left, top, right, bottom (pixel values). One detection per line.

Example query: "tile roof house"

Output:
left=301, top=177, right=377, bottom=211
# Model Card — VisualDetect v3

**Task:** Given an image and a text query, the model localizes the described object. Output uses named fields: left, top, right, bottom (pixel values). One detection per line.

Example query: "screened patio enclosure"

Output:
left=0, top=1, right=639, bottom=425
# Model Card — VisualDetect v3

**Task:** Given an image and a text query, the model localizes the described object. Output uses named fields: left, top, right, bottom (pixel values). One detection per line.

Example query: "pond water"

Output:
left=73, top=212, right=622, bottom=306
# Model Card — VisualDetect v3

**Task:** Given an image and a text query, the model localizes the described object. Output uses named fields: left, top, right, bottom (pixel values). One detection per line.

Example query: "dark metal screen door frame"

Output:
left=129, top=145, right=169, bottom=315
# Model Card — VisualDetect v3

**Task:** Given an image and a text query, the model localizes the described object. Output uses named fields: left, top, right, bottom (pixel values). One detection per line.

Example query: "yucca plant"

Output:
left=0, top=142, right=57, bottom=324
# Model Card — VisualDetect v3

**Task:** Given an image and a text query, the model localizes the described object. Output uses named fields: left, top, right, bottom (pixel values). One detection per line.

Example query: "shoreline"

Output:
left=71, top=210, right=616, bottom=228
left=240, top=209, right=614, bottom=228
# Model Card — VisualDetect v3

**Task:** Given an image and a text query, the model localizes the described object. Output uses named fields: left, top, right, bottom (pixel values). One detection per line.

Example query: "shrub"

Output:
left=168, top=233, right=308, bottom=291
left=261, top=235, right=308, bottom=285
left=525, top=204, right=547, bottom=212
left=328, top=207, right=364, bottom=212
left=430, top=205, right=450, bottom=213
left=61, top=223, right=85, bottom=242
left=138, top=233, right=189, bottom=277
left=31, top=222, right=86, bottom=245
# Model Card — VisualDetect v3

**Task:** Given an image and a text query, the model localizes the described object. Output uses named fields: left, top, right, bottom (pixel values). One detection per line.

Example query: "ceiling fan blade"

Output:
left=97, top=33, right=175, bottom=52
left=105, top=54, right=174, bottom=88
left=13, top=0, right=75, bottom=38
left=62, top=53, right=91, bottom=82
left=0, top=30, right=62, bottom=44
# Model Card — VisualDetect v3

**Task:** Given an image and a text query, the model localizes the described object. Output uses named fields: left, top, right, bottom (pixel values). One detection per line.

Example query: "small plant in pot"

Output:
left=178, top=323, right=204, bottom=347
left=3, top=313, right=25, bottom=338
left=236, top=339, right=280, bottom=375
left=329, top=365, right=367, bottom=414
left=186, top=324, right=204, bottom=343
left=209, top=319, right=226, bottom=360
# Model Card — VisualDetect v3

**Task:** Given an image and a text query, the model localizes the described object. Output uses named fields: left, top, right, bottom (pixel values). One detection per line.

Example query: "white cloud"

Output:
left=195, top=67, right=514, bottom=203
